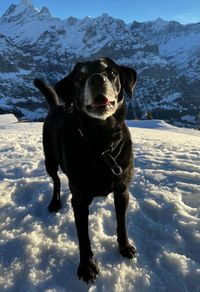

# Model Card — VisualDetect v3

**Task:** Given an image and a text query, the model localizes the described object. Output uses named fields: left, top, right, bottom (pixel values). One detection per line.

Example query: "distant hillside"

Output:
left=0, top=0, right=200, bottom=128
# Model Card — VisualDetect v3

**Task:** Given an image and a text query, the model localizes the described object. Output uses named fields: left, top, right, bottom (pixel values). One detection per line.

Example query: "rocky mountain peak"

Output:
left=1, top=4, right=17, bottom=17
left=19, top=0, right=32, bottom=6
left=0, top=1, right=199, bottom=128
left=152, top=17, right=168, bottom=28
left=1, top=0, right=39, bottom=22
left=39, top=6, right=52, bottom=17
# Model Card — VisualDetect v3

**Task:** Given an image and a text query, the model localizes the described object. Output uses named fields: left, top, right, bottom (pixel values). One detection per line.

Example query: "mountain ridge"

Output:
left=0, top=0, right=199, bottom=127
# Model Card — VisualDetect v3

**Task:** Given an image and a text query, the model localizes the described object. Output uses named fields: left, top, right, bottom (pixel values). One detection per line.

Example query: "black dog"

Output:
left=34, top=58, right=137, bottom=284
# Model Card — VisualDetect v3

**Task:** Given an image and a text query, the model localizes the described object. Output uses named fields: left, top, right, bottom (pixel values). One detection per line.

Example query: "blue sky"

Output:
left=0, top=0, right=200, bottom=24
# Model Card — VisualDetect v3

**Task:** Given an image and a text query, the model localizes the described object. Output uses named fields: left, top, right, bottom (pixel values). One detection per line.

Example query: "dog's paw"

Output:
left=77, top=258, right=100, bottom=284
left=48, top=199, right=61, bottom=213
left=119, top=244, right=136, bottom=259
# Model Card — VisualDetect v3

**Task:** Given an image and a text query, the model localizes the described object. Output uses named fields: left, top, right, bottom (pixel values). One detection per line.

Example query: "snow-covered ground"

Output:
left=0, top=116, right=200, bottom=292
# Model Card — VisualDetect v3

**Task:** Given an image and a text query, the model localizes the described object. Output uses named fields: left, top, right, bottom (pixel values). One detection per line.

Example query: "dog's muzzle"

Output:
left=90, top=94, right=115, bottom=107
left=90, top=74, right=106, bottom=88
left=83, top=75, right=118, bottom=119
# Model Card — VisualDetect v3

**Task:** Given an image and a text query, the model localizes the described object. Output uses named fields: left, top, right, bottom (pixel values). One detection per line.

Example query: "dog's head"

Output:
left=55, top=58, right=137, bottom=120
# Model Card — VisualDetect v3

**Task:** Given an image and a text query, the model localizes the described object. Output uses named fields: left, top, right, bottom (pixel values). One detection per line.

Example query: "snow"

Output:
left=148, top=17, right=169, bottom=31
left=0, top=114, right=18, bottom=124
left=160, top=33, right=200, bottom=56
left=8, top=0, right=38, bottom=18
left=163, top=93, right=181, bottom=103
left=0, top=0, right=58, bottom=44
left=181, top=115, right=196, bottom=123
left=159, top=33, right=200, bottom=77
left=0, top=118, right=200, bottom=291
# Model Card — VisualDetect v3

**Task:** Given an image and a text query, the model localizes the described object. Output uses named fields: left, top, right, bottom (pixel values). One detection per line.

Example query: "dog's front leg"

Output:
left=71, top=197, right=99, bottom=284
left=114, top=189, right=136, bottom=259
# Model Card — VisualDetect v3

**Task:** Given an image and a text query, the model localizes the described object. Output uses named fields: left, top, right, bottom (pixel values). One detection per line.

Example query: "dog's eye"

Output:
left=106, top=68, right=117, bottom=79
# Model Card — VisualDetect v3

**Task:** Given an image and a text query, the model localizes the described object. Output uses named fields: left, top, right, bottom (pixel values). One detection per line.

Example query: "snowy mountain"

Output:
left=0, top=0, right=200, bottom=127
left=0, top=115, right=200, bottom=291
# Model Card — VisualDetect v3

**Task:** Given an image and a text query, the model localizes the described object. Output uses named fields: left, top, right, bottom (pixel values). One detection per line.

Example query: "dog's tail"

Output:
left=34, top=78, right=59, bottom=109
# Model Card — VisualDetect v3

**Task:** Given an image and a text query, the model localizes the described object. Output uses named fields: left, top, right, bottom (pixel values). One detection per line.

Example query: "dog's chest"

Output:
left=58, top=126, right=115, bottom=195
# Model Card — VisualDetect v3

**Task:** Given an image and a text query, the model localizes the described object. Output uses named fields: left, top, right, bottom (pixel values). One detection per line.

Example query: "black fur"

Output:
left=34, top=78, right=59, bottom=108
left=34, top=58, right=137, bottom=284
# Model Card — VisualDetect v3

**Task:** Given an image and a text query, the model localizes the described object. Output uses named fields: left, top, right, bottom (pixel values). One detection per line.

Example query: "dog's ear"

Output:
left=118, top=65, right=137, bottom=98
left=54, top=64, right=80, bottom=108
left=105, top=57, right=137, bottom=98
left=54, top=72, right=74, bottom=109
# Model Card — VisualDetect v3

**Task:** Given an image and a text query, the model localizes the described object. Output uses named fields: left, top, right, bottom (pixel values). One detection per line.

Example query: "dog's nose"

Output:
left=90, top=74, right=106, bottom=87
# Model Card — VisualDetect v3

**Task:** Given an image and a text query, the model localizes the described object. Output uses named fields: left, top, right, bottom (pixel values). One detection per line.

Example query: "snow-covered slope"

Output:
left=137, top=19, right=200, bottom=77
left=0, top=113, right=18, bottom=124
left=0, top=118, right=200, bottom=291
left=0, top=0, right=200, bottom=128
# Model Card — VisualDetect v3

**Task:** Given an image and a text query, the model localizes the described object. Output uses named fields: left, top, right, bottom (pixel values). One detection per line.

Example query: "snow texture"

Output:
left=0, top=117, right=200, bottom=291
left=0, top=114, right=18, bottom=124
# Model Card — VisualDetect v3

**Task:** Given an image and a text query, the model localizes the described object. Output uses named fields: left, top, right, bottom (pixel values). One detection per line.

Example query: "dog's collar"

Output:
left=101, top=149, right=123, bottom=176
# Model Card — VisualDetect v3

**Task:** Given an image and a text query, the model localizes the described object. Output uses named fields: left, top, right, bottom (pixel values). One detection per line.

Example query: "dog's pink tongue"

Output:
left=93, top=97, right=109, bottom=107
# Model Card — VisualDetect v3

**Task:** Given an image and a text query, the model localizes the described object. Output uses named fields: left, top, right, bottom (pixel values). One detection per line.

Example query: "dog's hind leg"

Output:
left=114, top=189, right=136, bottom=259
left=43, top=129, right=61, bottom=213
left=47, top=168, right=61, bottom=213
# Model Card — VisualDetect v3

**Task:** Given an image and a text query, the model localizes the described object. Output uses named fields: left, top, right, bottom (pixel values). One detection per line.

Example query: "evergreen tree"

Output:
left=197, top=112, right=200, bottom=130
left=147, top=111, right=153, bottom=120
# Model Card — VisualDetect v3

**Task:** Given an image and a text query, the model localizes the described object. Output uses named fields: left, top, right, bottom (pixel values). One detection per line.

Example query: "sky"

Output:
left=0, top=0, right=200, bottom=24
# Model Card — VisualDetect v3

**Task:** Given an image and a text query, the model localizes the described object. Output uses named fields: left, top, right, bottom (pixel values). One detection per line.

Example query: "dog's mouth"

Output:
left=86, top=94, right=115, bottom=110
left=84, top=94, right=118, bottom=120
